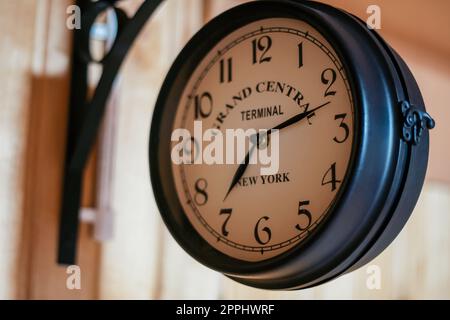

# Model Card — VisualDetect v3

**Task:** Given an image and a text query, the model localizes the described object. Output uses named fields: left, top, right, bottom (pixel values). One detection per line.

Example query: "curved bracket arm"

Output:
left=58, top=0, right=164, bottom=265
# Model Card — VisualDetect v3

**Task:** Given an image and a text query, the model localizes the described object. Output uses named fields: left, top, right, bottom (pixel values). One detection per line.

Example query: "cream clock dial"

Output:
left=171, top=18, right=354, bottom=262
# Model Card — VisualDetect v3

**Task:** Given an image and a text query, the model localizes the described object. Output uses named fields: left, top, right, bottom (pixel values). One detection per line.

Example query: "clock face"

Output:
left=170, top=18, right=354, bottom=262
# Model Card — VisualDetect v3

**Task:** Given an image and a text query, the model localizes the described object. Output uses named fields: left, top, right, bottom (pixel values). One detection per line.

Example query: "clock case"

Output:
left=149, top=0, right=434, bottom=289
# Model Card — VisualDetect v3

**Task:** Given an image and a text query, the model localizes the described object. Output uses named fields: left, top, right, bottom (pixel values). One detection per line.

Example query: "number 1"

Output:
left=298, top=42, right=303, bottom=68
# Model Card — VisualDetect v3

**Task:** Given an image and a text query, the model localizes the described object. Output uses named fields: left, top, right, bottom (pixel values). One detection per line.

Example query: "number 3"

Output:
left=333, top=113, right=350, bottom=143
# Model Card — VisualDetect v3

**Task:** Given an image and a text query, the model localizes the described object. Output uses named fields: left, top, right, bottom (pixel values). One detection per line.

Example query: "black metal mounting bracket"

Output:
left=400, top=100, right=436, bottom=145
left=58, top=0, right=164, bottom=265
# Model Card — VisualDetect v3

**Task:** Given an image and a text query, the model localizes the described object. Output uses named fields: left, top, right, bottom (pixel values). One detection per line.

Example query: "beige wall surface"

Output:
left=0, top=0, right=449, bottom=299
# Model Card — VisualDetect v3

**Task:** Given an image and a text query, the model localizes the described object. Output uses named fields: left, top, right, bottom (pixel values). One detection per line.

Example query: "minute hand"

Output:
left=269, top=101, right=330, bottom=133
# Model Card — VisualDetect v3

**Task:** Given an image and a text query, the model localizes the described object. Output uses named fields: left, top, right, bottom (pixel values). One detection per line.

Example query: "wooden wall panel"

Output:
left=156, top=0, right=222, bottom=300
left=0, top=0, right=101, bottom=299
left=97, top=0, right=224, bottom=300
left=96, top=0, right=164, bottom=299
left=17, top=0, right=99, bottom=299
left=0, top=0, right=40, bottom=300
left=97, top=0, right=203, bottom=299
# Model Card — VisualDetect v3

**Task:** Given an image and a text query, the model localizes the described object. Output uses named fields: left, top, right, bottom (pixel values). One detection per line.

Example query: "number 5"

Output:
left=296, top=200, right=312, bottom=231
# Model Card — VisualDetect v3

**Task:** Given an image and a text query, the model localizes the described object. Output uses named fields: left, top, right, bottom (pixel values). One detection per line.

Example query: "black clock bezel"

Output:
left=149, top=0, right=429, bottom=289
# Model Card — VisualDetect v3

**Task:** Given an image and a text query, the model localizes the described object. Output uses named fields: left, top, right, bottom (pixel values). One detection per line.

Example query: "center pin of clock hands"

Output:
left=223, top=101, right=331, bottom=201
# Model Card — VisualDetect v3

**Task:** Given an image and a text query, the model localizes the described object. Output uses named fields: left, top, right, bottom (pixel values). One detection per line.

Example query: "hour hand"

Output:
left=223, top=142, right=257, bottom=201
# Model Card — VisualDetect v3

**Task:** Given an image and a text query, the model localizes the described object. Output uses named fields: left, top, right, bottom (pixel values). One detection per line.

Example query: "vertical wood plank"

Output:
left=422, top=183, right=450, bottom=298
left=99, top=0, right=222, bottom=300
left=20, top=0, right=101, bottom=299
left=156, top=0, right=222, bottom=300
left=97, top=0, right=198, bottom=299
left=0, top=0, right=40, bottom=300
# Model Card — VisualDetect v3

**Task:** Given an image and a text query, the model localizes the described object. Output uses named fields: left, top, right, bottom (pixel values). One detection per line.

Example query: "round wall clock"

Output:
left=149, top=0, right=435, bottom=289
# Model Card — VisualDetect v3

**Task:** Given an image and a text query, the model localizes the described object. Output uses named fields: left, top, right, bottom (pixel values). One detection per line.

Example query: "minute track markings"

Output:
left=179, top=27, right=352, bottom=123
left=177, top=24, right=353, bottom=253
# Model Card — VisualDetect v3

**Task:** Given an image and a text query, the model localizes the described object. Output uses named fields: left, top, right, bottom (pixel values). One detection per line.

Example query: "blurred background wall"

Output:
left=0, top=0, right=449, bottom=299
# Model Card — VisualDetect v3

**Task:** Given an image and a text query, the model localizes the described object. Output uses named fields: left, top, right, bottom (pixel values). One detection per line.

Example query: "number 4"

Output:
left=322, top=162, right=341, bottom=191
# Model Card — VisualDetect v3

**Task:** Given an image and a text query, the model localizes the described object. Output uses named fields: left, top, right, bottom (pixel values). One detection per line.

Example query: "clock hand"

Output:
left=223, top=142, right=257, bottom=201
left=269, top=101, right=330, bottom=132
left=223, top=101, right=330, bottom=201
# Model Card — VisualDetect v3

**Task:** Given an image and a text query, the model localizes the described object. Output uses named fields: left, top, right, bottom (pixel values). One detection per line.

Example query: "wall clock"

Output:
left=149, top=0, right=435, bottom=289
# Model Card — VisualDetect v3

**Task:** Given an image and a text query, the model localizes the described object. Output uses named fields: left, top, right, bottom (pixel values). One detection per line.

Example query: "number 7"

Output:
left=219, top=208, right=233, bottom=237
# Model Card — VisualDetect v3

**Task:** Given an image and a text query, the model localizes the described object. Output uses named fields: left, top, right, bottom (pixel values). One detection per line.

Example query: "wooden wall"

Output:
left=0, top=0, right=448, bottom=299
left=0, top=0, right=101, bottom=299
left=0, top=0, right=39, bottom=299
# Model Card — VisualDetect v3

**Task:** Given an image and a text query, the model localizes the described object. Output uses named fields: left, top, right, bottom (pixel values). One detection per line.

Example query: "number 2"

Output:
left=321, top=68, right=337, bottom=97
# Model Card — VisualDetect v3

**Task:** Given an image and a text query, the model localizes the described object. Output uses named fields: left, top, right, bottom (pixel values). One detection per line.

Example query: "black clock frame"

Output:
left=150, top=0, right=435, bottom=289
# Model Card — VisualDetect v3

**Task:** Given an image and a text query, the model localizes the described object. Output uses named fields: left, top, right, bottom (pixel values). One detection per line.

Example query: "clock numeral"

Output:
left=194, top=178, right=208, bottom=206
left=254, top=216, right=271, bottom=245
left=321, top=162, right=341, bottom=192
left=296, top=200, right=312, bottom=231
left=195, top=92, right=213, bottom=119
left=321, top=68, right=337, bottom=97
left=183, top=137, right=200, bottom=163
left=252, top=36, right=272, bottom=64
left=333, top=113, right=350, bottom=143
left=219, top=208, right=232, bottom=237
left=220, top=57, right=232, bottom=83
left=298, top=42, right=304, bottom=68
